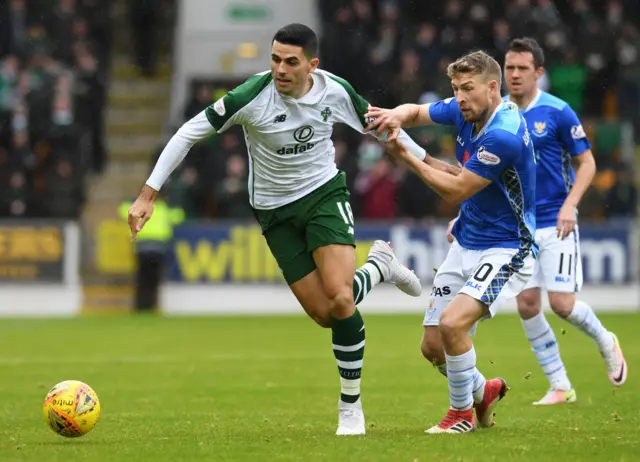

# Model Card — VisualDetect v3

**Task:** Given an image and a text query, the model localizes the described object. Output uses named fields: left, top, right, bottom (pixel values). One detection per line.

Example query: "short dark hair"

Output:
left=507, top=37, right=545, bottom=68
left=273, top=23, right=318, bottom=59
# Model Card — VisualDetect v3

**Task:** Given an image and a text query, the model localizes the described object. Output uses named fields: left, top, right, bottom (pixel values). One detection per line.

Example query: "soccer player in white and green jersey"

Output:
left=127, top=23, right=457, bottom=436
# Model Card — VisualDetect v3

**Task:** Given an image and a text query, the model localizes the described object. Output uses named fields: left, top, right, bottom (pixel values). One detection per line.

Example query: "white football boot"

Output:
left=367, top=240, right=422, bottom=297
left=600, top=332, right=628, bottom=387
left=336, top=399, right=366, bottom=436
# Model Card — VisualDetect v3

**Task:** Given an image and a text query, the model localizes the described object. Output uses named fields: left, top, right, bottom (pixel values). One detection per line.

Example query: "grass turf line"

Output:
left=0, top=313, right=638, bottom=461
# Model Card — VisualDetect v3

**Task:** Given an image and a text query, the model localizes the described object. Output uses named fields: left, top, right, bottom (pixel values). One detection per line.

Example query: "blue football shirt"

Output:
left=503, top=91, right=591, bottom=228
left=429, top=97, right=537, bottom=253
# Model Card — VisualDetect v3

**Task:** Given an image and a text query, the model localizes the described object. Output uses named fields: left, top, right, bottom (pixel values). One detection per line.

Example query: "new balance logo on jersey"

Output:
left=273, top=114, right=287, bottom=123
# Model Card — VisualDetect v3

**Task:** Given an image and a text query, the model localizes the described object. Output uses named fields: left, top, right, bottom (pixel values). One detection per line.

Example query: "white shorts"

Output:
left=423, top=241, right=536, bottom=327
left=523, top=226, right=583, bottom=293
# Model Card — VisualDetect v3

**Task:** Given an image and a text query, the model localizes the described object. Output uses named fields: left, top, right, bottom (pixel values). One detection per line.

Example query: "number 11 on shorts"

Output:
left=337, top=202, right=355, bottom=235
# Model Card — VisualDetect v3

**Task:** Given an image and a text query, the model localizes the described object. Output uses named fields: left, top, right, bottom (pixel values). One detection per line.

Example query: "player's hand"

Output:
left=382, top=138, right=410, bottom=161
left=128, top=197, right=154, bottom=241
left=556, top=203, right=577, bottom=240
left=364, top=106, right=402, bottom=141
left=446, top=218, right=457, bottom=243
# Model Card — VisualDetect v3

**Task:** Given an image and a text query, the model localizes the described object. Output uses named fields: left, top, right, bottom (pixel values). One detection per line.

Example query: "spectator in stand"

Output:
left=183, top=83, right=214, bottom=121
left=214, top=155, right=253, bottom=219
left=168, top=1, right=639, bottom=222
left=605, top=164, right=637, bottom=219
left=0, top=0, right=109, bottom=219
left=548, top=50, right=587, bottom=114
left=390, top=49, right=424, bottom=105
left=355, top=155, right=399, bottom=220
left=130, top=0, right=157, bottom=77
left=616, top=22, right=640, bottom=133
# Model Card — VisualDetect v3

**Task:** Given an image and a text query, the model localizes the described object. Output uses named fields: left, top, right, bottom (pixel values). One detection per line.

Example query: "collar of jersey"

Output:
left=503, top=89, right=542, bottom=114
left=471, top=101, right=504, bottom=141
left=522, top=89, right=542, bottom=113
left=278, top=72, right=325, bottom=105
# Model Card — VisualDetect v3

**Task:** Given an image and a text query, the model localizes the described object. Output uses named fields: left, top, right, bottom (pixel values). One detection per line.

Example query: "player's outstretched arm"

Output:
left=423, top=155, right=462, bottom=176
left=364, top=104, right=436, bottom=140
left=385, top=139, right=490, bottom=204
left=557, top=148, right=596, bottom=239
left=128, top=111, right=215, bottom=240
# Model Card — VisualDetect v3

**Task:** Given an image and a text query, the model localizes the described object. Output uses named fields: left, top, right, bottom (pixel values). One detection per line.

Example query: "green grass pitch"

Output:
left=0, top=312, right=638, bottom=461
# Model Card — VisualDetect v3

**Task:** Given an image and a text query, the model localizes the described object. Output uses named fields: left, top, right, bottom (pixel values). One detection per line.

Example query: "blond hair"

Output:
left=447, top=51, right=502, bottom=88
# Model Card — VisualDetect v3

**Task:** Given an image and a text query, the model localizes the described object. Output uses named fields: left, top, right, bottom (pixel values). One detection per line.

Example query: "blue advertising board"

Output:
left=167, top=221, right=637, bottom=285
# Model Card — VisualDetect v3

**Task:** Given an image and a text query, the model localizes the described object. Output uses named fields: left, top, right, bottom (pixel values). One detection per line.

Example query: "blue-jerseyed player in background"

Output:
left=366, top=50, right=537, bottom=434
left=504, top=38, right=627, bottom=406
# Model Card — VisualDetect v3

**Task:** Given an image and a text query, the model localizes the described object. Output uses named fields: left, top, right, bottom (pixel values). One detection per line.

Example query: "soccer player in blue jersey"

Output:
left=366, top=50, right=537, bottom=433
left=504, top=38, right=627, bottom=405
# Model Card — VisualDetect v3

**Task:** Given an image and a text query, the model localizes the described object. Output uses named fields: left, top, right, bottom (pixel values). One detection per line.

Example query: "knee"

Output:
left=328, top=288, right=355, bottom=319
left=439, top=310, right=468, bottom=341
left=518, top=290, right=541, bottom=320
left=421, top=333, right=445, bottom=364
left=300, top=301, right=333, bottom=328
left=548, top=292, right=575, bottom=318
left=310, top=312, right=332, bottom=328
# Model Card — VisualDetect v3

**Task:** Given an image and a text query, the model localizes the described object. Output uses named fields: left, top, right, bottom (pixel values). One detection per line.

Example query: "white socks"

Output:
left=566, top=300, right=614, bottom=352
left=445, top=347, right=485, bottom=411
left=436, top=362, right=485, bottom=403
left=521, top=312, right=572, bottom=391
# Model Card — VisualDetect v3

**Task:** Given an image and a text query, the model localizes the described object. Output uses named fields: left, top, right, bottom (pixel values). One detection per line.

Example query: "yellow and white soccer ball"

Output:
left=42, top=380, right=101, bottom=437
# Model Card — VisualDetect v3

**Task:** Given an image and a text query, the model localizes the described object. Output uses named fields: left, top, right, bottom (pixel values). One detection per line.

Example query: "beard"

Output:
left=463, top=105, right=490, bottom=123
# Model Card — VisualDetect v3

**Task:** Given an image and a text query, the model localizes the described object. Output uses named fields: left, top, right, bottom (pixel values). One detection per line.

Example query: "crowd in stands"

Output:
left=171, top=0, right=637, bottom=222
left=0, top=0, right=109, bottom=219
left=0, top=0, right=636, bottom=222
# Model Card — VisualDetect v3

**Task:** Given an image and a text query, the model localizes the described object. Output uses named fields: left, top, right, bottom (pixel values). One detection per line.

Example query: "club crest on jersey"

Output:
left=571, top=124, right=586, bottom=139
left=213, top=98, right=226, bottom=116
left=476, top=146, right=500, bottom=165
left=320, top=107, right=332, bottom=122
left=533, top=121, right=547, bottom=137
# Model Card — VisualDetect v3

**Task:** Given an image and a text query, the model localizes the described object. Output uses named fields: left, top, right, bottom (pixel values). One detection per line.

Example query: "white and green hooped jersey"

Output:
left=147, top=69, right=426, bottom=210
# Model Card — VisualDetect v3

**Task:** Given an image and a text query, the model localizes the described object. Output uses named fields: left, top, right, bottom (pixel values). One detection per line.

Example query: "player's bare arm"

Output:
left=128, top=111, right=215, bottom=240
left=386, top=139, right=490, bottom=203
left=364, top=104, right=436, bottom=141
left=557, top=148, right=596, bottom=240
left=423, top=154, right=462, bottom=176
left=378, top=140, right=460, bottom=176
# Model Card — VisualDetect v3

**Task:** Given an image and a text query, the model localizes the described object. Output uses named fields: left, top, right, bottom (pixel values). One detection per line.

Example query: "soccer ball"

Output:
left=42, top=380, right=101, bottom=437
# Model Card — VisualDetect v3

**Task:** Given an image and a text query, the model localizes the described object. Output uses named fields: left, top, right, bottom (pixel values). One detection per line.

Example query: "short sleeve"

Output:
left=327, top=73, right=370, bottom=130
left=557, top=105, right=591, bottom=157
left=204, top=72, right=273, bottom=132
left=428, top=97, right=461, bottom=126
left=463, top=133, right=519, bottom=182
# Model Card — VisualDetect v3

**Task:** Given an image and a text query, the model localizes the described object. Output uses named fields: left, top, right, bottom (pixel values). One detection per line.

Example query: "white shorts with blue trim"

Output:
left=423, top=240, right=536, bottom=327
left=523, top=225, right=583, bottom=293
